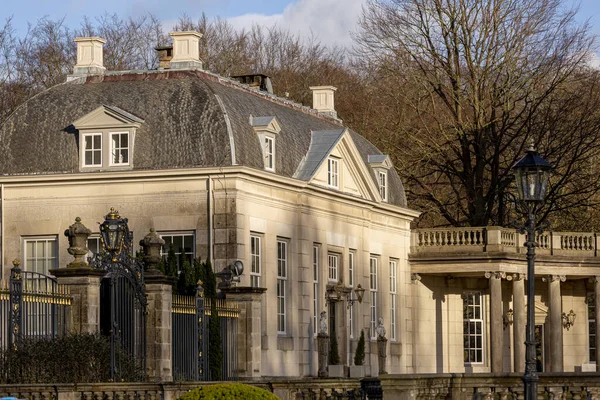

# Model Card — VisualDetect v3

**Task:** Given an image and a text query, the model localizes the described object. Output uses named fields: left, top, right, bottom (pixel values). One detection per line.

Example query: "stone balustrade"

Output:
left=412, top=226, right=598, bottom=257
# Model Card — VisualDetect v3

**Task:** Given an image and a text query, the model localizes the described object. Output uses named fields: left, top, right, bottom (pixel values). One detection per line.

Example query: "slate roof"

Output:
left=294, top=129, right=346, bottom=181
left=0, top=69, right=407, bottom=207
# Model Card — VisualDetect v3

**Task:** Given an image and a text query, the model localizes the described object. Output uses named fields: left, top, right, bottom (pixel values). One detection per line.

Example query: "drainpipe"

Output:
left=207, top=176, right=214, bottom=268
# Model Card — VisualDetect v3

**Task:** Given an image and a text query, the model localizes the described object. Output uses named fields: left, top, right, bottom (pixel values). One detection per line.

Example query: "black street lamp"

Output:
left=512, top=144, right=553, bottom=400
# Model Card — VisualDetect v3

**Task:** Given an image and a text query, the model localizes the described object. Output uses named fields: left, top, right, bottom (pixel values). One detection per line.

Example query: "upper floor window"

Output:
left=328, top=157, right=339, bottom=188
left=389, top=259, right=398, bottom=341
left=328, top=253, right=339, bottom=282
left=277, top=239, right=288, bottom=334
left=264, top=136, right=274, bottom=171
left=83, top=133, right=102, bottom=167
left=23, top=236, right=58, bottom=275
left=369, top=256, right=378, bottom=339
left=111, top=132, right=130, bottom=165
left=250, top=234, right=262, bottom=287
left=378, top=171, right=388, bottom=201
left=313, top=245, right=320, bottom=336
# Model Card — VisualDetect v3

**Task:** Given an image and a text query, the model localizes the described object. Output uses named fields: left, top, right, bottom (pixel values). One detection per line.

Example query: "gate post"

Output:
left=221, top=286, right=267, bottom=378
left=51, top=217, right=104, bottom=334
left=141, top=229, right=174, bottom=382
left=9, top=259, right=23, bottom=347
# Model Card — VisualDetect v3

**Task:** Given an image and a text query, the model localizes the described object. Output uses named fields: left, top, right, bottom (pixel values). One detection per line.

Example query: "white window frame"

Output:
left=313, top=244, right=320, bottom=336
left=589, top=293, right=596, bottom=363
left=463, top=292, right=485, bottom=365
left=264, top=136, right=275, bottom=171
left=328, top=253, right=339, bottom=282
left=277, top=239, right=288, bottom=334
left=85, top=235, right=102, bottom=262
left=110, top=131, right=130, bottom=166
left=390, top=259, right=397, bottom=341
left=327, top=157, right=339, bottom=188
left=370, top=256, right=378, bottom=339
left=250, top=234, right=262, bottom=287
left=82, top=132, right=102, bottom=167
left=159, top=232, right=195, bottom=272
left=348, top=251, right=355, bottom=339
left=378, top=170, right=388, bottom=202
left=23, top=236, right=58, bottom=275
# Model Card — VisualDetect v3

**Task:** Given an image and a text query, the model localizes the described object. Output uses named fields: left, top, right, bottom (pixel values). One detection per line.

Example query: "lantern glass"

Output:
left=512, top=147, right=552, bottom=203
left=99, top=208, right=128, bottom=255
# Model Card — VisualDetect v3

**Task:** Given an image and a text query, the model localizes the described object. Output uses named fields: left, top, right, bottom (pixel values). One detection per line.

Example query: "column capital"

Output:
left=542, top=275, right=566, bottom=283
left=485, top=271, right=506, bottom=280
left=411, top=273, right=421, bottom=283
left=511, top=273, right=525, bottom=281
left=589, top=276, right=600, bottom=284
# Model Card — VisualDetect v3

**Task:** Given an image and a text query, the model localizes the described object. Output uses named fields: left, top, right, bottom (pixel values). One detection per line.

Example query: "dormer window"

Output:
left=250, top=115, right=281, bottom=172
left=378, top=170, right=387, bottom=201
left=72, top=105, right=143, bottom=171
left=327, top=157, right=339, bottom=188
left=264, top=136, right=274, bottom=171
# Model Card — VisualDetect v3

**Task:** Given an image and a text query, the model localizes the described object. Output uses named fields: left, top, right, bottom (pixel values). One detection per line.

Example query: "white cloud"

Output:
left=227, top=0, right=367, bottom=49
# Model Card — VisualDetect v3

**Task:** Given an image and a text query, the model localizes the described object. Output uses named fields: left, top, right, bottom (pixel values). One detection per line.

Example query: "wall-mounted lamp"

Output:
left=347, top=284, right=366, bottom=309
left=325, top=283, right=344, bottom=306
left=562, top=309, right=576, bottom=331
left=503, top=309, right=514, bottom=330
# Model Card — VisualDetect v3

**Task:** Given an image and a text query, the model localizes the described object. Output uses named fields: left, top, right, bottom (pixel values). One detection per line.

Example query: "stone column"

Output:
left=592, top=277, right=600, bottom=371
left=486, top=271, right=505, bottom=373
left=546, top=275, right=565, bottom=372
left=51, top=217, right=104, bottom=334
left=145, top=274, right=174, bottom=382
left=221, top=286, right=267, bottom=378
left=512, top=274, right=526, bottom=373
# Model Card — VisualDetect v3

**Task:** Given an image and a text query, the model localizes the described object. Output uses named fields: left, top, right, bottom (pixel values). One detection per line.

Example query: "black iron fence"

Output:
left=0, top=263, right=72, bottom=349
left=172, top=292, right=239, bottom=381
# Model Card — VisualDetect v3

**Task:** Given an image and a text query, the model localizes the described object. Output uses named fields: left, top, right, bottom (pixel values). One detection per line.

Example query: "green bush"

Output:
left=179, top=383, right=278, bottom=400
left=354, top=330, right=366, bottom=366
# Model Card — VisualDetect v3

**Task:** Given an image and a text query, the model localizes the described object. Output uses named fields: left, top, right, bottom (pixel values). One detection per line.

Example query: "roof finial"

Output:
left=528, top=138, right=536, bottom=152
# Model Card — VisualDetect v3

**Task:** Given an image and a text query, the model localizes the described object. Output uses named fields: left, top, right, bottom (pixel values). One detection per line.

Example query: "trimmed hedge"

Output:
left=179, top=383, right=279, bottom=400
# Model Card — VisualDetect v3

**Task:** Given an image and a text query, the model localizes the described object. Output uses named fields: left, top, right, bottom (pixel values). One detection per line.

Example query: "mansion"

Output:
left=0, top=31, right=598, bottom=379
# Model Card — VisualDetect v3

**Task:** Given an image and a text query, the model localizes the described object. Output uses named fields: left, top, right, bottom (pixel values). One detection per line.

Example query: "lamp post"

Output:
left=512, top=144, right=553, bottom=400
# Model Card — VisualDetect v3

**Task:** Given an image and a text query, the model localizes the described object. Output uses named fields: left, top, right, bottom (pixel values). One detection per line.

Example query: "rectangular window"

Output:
left=84, top=235, right=102, bottom=262
left=328, top=253, right=339, bottom=282
left=250, top=235, right=262, bottom=287
left=378, top=171, right=388, bottom=201
left=160, top=233, right=195, bottom=272
left=370, top=256, right=378, bottom=338
left=110, top=132, right=129, bottom=165
left=390, top=259, right=397, bottom=341
left=349, top=251, right=355, bottom=338
left=24, top=237, right=58, bottom=275
left=277, top=240, right=288, bottom=334
left=265, top=136, right=274, bottom=171
left=463, top=292, right=484, bottom=364
left=83, top=133, right=102, bottom=166
left=589, top=294, right=596, bottom=362
left=327, top=157, right=339, bottom=188
left=313, top=245, right=319, bottom=335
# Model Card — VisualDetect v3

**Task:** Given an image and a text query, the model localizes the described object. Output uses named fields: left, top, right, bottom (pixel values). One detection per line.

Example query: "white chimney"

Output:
left=309, top=86, right=338, bottom=119
left=73, top=37, right=106, bottom=75
left=169, top=31, right=203, bottom=70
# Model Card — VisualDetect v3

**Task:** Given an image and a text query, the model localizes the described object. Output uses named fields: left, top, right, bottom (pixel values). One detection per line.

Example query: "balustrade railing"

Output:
left=412, top=227, right=598, bottom=256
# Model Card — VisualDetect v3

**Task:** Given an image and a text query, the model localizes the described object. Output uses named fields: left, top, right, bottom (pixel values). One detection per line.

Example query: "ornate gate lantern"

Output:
left=100, top=208, right=131, bottom=258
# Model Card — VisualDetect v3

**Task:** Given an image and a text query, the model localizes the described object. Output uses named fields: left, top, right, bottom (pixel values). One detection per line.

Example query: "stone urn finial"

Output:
left=140, top=228, right=165, bottom=275
left=64, top=217, right=92, bottom=268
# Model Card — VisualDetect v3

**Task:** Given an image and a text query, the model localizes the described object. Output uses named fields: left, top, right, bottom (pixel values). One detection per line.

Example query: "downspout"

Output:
left=207, top=176, right=214, bottom=268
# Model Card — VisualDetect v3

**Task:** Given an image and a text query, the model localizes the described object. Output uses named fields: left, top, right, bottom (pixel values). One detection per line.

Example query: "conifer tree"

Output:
left=354, top=330, right=365, bottom=366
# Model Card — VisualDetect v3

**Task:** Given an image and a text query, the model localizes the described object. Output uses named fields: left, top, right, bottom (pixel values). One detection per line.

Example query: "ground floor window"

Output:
left=160, top=232, right=195, bottom=271
left=23, top=236, right=58, bottom=275
left=463, top=292, right=484, bottom=364
left=589, top=293, right=596, bottom=362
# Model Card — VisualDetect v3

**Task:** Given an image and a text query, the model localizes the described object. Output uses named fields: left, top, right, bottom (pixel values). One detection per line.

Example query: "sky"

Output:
left=1, top=0, right=600, bottom=50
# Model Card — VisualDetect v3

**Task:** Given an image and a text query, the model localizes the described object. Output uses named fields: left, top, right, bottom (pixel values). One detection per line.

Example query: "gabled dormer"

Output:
left=294, top=129, right=381, bottom=202
left=250, top=115, right=281, bottom=172
left=368, top=155, right=393, bottom=202
left=72, top=105, right=144, bottom=171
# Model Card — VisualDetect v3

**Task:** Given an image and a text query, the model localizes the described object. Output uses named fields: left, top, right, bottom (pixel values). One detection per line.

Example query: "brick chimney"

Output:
left=310, top=86, right=338, bottom=119
left=155, top=45, right=173, bottom=69
left=73, top=37, right=106, bottom=76
left=169, top=31, right=203, bottom=70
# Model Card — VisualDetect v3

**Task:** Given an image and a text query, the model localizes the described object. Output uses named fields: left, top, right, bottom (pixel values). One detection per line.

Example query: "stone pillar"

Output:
left=512, top=274, right=526, bottom=373
left=221, top=286, right=267, bottom=378
left=546, top=275, right=565, bottom=372
left=317, top=333, right=329, bottom=378
left=145, top=274, right=174, bottom=382
left=486, top=271, right=505, bottom=373
left=593, top=277, right=600, bottom=371
left=51, top=217, right=104, bottom=334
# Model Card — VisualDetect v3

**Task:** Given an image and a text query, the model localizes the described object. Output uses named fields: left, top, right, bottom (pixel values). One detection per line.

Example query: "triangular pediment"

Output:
left=72, top=105, right=144, bottom=130
left=295, top=129, right=382, bottom=201
left=250, top=115, right=281, bottom=134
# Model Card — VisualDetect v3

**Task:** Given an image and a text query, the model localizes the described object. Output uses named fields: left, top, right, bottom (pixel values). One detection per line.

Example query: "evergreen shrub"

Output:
left=178, top=383, right=278, bottom=400
left=354, top=330, right=366, bottom=366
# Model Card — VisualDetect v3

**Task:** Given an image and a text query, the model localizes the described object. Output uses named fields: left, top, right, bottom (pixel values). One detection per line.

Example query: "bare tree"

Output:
left=355, top=0, right=600, bottom=228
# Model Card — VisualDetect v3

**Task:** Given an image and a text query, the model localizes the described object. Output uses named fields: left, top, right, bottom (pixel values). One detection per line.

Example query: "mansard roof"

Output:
left=0, top=69, right=407, bottom=207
